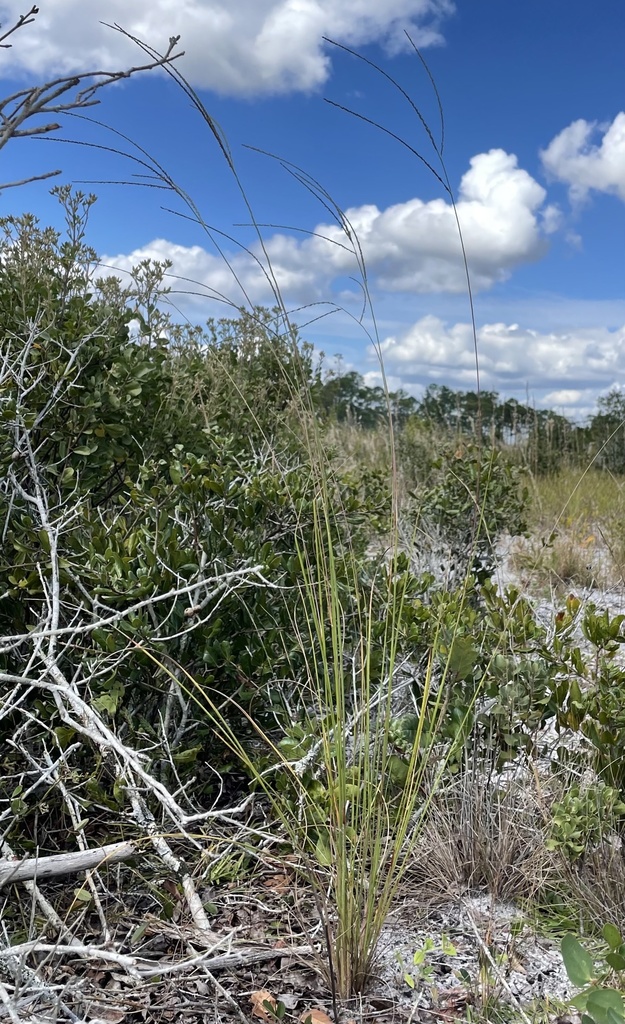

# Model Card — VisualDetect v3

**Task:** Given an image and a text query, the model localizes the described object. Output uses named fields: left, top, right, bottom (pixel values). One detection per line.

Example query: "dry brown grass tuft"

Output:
left=408, top=760, right=555, bottom=905
left=509, top=529, right=604, bottom=594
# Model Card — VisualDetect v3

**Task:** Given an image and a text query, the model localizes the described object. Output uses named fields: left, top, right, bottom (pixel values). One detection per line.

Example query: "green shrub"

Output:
left=0, top=192, right=396, bottom=853
left=562, top=928, right=625, bottom=1024
left=548, top=784, right=625, bottom=861
left=416, top=442, right=529, bottom=583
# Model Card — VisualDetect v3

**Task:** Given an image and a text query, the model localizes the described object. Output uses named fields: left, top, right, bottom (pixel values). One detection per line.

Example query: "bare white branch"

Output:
left=0, top=841, right=138, bottom=888
left=0, top=939, right=314, bottom=978
left=0, top=9, right=184, bottom=190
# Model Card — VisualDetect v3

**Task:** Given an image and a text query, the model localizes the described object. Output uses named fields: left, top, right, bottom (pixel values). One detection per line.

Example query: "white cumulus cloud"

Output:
left=0, top=0, right=454, bottom=96
left=541, top=112, right=625, bottom=204
left=354, top=149, right=550, bottom=292
left=99, top=238, right=281, bottom=310
left=542, top=389, right=584, bottom=407
left=102, top=148, right=553, bottom=301
left=376, top=317, right=625, bottom=396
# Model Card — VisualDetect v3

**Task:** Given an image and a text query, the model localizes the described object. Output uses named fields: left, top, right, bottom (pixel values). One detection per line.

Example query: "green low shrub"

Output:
left=416, top=442, right=529, bottom=583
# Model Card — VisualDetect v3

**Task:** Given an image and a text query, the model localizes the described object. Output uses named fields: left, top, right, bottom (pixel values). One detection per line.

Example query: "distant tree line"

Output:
left=314, top=373, right=625, bottom=475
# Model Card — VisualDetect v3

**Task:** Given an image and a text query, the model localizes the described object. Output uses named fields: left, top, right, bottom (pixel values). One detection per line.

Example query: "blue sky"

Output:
left=0, top=0, right=624, bottom=419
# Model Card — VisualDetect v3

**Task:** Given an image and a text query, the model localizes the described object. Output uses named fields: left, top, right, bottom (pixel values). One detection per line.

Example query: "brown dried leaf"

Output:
left=161, top=877, right=181, bottom=899
left=300, top=1010, right=332, bottom=1024
left=251, top=990, right=277, bottom=1021
left=263, top=872, right=291, bottom=894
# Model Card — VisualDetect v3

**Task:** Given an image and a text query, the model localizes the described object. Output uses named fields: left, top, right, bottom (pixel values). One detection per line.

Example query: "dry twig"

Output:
left=0, top=7, right=184, bottom=190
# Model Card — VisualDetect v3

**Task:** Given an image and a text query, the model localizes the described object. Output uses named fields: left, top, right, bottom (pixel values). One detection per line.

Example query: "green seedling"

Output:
left=396, top=934, right=458, bottom=991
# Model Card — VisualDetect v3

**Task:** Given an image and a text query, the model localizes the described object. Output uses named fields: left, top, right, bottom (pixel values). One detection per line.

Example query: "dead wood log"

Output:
left=0, top=840, right=137, bottom=887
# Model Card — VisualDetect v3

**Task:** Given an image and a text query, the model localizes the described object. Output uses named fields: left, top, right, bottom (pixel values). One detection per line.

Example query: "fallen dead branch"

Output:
left=0, top=939, right=314, bottom=979
left=0, top=840, right=137, bottom=887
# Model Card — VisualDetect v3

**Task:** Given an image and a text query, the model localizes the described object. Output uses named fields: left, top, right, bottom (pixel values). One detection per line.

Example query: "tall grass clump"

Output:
left=143, top=462, right=467, bottom=999
left=97, top=30, right=495, bottom=1000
